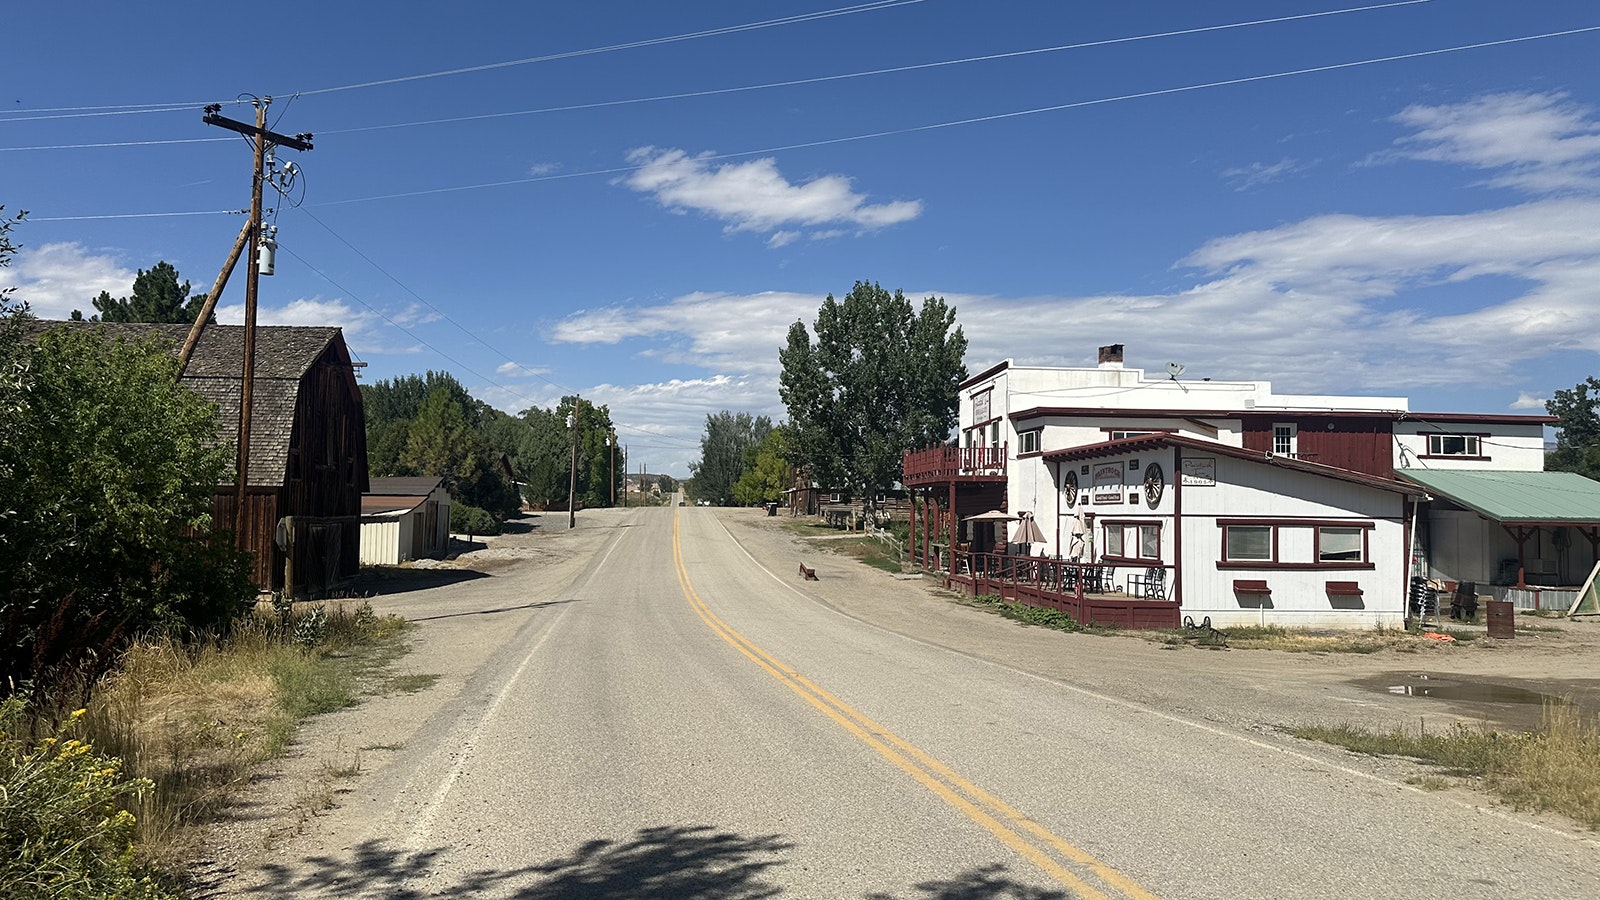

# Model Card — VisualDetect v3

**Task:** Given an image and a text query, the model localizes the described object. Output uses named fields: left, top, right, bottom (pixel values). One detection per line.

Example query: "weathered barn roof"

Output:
left=27, top=321, right=346, bottom=486
left=1398, top=469, right=1600, bottom=525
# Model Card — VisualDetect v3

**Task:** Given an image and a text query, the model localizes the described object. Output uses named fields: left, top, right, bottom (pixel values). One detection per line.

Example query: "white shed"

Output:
left=360, top=477, right=451, bottom=565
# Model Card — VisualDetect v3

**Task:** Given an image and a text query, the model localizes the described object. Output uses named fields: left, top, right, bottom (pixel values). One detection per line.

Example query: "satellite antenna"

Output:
left=1166, top=361, right=1189, bottom=393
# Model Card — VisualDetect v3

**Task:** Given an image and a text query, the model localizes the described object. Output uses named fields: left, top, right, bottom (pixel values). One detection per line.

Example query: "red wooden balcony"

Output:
left=902, top=445, right=1007, bottom=486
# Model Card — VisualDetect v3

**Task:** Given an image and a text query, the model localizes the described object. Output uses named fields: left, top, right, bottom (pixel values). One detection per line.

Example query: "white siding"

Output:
left=359, top=519, right=400, bottom=566
left=1178, top=454, right=1408, bottom=629
left=1393, top=423, right=1545, bottom=472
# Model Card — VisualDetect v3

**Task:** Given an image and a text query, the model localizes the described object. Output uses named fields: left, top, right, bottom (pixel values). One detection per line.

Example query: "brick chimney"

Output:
left=1097, top=343, right=1124, bottom=369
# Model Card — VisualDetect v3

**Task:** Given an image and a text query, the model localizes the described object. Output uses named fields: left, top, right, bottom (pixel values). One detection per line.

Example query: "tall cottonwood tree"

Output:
left=690, top=411, right=772, bottom=506
left=779, top=280, right=967, bottom=505
left=1547, top=376, right=1600, bottom=480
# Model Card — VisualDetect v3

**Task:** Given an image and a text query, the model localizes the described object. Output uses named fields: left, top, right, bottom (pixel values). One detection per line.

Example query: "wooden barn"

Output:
left=174, top=324, right=369, bottom=595
left=23, top=322, right=368, bottom=596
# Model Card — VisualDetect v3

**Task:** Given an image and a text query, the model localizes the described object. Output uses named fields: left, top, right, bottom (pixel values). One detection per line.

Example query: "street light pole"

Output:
left=567, top=405, right=578, bottom=529
left=607, top=431, right=615, bottom=507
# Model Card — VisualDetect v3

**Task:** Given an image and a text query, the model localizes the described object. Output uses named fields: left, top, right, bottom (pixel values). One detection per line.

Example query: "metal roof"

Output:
left=1397, top=469, right=1600, bottom=524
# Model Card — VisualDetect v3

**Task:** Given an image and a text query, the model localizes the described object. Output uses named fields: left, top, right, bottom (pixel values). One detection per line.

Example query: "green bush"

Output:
left=0, top=698, right=176, bottom=899
left=0, top=312, right=255, bottom=691
left=450, top=503, right=501, bottom=536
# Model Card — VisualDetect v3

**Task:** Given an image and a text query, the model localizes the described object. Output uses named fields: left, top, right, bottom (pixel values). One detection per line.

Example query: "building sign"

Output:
left=972, top=390, right=992, bottom=423
left=1092, top=463, right=1124, bottom=504
left=1181, top=457, right=1216, bottom=487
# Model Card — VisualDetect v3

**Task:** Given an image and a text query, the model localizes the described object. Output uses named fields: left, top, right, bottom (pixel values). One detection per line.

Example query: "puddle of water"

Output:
left=1380, top=675, right=1563, bottom=706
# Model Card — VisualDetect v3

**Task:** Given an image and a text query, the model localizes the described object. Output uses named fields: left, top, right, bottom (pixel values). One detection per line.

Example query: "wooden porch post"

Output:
left=1502, top=523, right=1536, bottom=588
left=948, top=482, right=958, bottom=578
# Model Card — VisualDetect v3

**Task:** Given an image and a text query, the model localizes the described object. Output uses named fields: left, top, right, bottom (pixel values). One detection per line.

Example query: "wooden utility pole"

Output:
left=567, top=401, right=580, bottom=529
left=201, top=99, right=313, bottom=542
left=176, top=219, right=250, bottom=376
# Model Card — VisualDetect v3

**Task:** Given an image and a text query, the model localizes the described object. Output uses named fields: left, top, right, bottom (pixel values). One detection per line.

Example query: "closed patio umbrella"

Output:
left=1067, top=512, right=1087, bottom=561
left=1013, top=513, right=1046, bottom=544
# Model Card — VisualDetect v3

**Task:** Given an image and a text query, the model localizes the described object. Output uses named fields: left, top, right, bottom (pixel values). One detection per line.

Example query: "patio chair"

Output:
left=1129, top=567, right=1167, bottom=600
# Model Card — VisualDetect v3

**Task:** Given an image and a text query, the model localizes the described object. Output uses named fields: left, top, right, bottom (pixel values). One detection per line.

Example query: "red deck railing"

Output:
left=902, top=445, right=1007, bottom=485
left=928, top=550, right=1180, bottom=629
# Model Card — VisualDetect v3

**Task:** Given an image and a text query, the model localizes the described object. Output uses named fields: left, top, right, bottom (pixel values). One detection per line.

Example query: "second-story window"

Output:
left=1427, top=434, right=1482, bottom=457
left=1273, top=423, right=1297, bottom=456
left=1018, top=430, right=1040, bottom=454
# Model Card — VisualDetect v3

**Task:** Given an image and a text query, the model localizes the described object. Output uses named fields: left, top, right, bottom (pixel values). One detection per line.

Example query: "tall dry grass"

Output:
left=1294, top=702, right=1600, bottom=829
left=70, top=602, right=407, bottom=864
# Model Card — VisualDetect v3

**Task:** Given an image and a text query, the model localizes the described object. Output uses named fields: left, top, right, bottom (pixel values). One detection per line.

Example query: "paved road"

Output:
left=232, top=505, right=1600, bottom=898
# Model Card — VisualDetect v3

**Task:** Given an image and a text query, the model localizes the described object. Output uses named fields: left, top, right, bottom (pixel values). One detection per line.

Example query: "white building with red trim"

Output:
left=907, top=344, right=1573, bottom=627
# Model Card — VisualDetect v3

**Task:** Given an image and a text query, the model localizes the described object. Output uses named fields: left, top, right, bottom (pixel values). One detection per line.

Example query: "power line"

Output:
left=299, top=207, right=575, bottom=398
left=276, top=238, right=701, bottom=450
left=27, top=209, right=246, bottom=222
left=316, top=0, right=1440, bottom=138
left=0, top=1, right=922, bottom=124
left=290, top=0, right=928, bottom=98
left=313, top=24, right=1600, bottom=208
left=0, top=137, right=231, bottom=153
left=24, top=25, right=1599, bottom=218
left=0, top=102, right=229, bottom=123
left=0, top=0, right=1437, bottom=150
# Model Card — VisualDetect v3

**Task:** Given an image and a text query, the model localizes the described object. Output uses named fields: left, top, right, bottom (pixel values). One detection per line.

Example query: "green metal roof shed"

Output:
left=1396, top=470, right=1600, bottom=525
left=1397, top=469, right=1600, bottom=587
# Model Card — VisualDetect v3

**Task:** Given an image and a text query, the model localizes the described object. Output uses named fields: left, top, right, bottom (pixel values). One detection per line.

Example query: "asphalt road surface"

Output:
left=229, top=504, right=1600, bottom=899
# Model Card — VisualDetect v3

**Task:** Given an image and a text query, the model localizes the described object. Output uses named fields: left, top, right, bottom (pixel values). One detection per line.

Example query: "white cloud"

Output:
left=391, top=303, right=442, bottom=326
left=1510, top=391, right=1548, bottom=411
left=527, top=161, right=561, bottom=177
left=8, top=242, right=135, bottom=318
left=543, top=187, right=1600, bottom=417
left=552, top=290, right=818, bottom=375
left=1221, top=157, right=1312, bottom=191
left=623, top=147, right=922, bottom=242
left=495, top=361, right=550, bottom=378
left=1388, top=92, right=1600, bottom=194
left=215, top=296, right=375, bottom=333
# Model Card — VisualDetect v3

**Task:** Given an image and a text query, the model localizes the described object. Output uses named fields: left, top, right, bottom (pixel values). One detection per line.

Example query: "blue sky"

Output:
left=5, top=0, right=1599, bottom=475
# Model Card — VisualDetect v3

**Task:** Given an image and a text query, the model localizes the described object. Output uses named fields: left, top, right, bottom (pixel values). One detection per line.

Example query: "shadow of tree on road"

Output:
left=407, top=598, right=580, bottom=623
left=240, top=824, right=791, bottom=899
left=231, top=827, right=1067, bottom=899
left=866, top=863, right=1070, bottom=899
left=347, top=565, right=491, bottom=597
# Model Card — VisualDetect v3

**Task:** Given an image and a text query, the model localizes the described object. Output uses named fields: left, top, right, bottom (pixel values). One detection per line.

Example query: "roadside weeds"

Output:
left=73, top=602, right=412, bottom=869
left=1291, top=703, right=1600, bottom=830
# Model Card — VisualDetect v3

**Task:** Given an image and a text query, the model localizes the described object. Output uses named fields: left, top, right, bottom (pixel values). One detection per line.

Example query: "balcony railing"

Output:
left=902, top=445, right=1007, bottom=485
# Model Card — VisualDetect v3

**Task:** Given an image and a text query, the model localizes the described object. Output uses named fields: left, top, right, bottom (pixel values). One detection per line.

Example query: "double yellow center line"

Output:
left=671, top=510, right=1159, bottom=900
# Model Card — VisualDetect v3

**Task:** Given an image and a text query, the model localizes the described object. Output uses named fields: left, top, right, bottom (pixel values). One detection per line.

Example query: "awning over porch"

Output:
left=1396, top=469, right=1600, bottom=525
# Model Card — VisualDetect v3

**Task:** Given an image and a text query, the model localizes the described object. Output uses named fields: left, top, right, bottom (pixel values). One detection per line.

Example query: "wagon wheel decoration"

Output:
left=1143, top=462, right=1164, bottom=509
left=1063, top=470, right=1079, bottom=507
